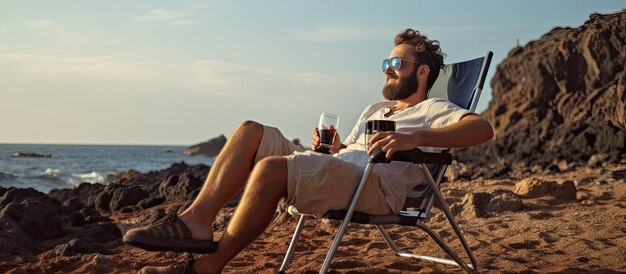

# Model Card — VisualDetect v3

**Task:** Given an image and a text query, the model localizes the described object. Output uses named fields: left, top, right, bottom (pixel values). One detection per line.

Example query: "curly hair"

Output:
left=394, top=28, right=445, bottom=91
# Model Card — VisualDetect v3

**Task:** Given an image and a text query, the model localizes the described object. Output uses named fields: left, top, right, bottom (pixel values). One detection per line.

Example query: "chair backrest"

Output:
left=404, top=52, right=493, bottom=217
left=428, top=52, right=493, bottom=112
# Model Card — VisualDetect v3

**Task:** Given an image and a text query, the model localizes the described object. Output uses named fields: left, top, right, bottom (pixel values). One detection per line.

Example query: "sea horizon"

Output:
left=0, top=141, right=197, bottom=147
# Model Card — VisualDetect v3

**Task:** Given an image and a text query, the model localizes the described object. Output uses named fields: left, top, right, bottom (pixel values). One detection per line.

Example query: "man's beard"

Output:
left=382, top=71, right=419, bottom=100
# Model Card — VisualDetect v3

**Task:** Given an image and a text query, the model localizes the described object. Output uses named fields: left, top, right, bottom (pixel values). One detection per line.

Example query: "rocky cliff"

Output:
left=184, top=135, right=227, bottom=157
left=456, top=10, right=626, bottom=170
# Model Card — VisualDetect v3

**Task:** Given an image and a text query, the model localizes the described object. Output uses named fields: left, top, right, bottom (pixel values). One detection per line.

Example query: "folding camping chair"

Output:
left=278, top=51, right=494, bottom=273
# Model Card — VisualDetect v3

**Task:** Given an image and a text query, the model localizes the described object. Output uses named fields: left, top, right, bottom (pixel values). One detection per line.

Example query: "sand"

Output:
left=1, top=164, right=625, bottom=273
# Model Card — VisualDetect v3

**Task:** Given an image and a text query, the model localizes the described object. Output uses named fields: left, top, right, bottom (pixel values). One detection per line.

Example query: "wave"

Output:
left=38, top=168, right=107, bottom=187
left=0, top=171, right=17, bottom=180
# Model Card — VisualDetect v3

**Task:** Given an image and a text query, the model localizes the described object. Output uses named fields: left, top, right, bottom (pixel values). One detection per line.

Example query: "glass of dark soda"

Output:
left=315, top=113, right=339, bottom=154
left=365, top=120, right=396, bottom=151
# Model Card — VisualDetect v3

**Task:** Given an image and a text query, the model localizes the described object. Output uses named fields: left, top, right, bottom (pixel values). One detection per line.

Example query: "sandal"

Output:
left=124, top=214, right=217, bottom=254
left=137, top=253, right=197, bottom=274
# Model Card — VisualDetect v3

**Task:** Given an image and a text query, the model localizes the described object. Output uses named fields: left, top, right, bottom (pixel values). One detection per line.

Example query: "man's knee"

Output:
left=233, top=120, right=264, bottom=143
left=238, top=120, right=263, bottom=132
left=254, top=157, right=287, bottom=179
left=248, top=157, right=288, bottom=194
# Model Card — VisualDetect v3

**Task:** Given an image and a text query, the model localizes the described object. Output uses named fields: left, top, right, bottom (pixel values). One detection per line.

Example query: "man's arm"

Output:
left=367, top=114, right=494, bottom=159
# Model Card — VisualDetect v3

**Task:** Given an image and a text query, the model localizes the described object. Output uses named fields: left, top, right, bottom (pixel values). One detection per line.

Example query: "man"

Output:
left=125, top=28, right=494, bottom=274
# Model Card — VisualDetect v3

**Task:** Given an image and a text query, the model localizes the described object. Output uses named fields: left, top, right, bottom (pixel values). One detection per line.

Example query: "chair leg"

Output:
left=419, top=164, right=478, bottom=271
left=278, top=215, right=309, bottom=273
left=375, top=225, right=474, bottom=273
left=319, top=163, right=376, bottom=274
left=413, top=223, right=474, bottom=272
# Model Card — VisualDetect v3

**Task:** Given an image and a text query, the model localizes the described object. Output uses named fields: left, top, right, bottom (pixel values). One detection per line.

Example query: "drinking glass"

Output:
left=315, top=113, right=339, bottom=154
left=365, top=120, right=396, bottom=151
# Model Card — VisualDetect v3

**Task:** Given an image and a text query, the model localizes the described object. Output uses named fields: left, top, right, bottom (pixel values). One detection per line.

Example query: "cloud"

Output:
left=0, top=53, right=158, bottom=80
left=26, top=20, right=118, bottom=46
left=0, top=52, right=337, bottom=95
left=134, top=9, right=199, bottom=28
left=297, top=26, right=396, bottom=42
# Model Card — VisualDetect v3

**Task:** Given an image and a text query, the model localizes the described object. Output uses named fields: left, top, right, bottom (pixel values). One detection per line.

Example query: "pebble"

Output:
left=14, top=257, right=23, bottom=263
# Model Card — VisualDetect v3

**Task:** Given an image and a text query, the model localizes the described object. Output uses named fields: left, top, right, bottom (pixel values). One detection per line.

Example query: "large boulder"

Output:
left=185, top=135, right=227, bottom=157
left=456, top=11, right=626, bottom=170
left=0, top=188, right=65, bottom=241
left=158, top=174, right=202, bottom=201
left=0, top=188, right=65, bottom=257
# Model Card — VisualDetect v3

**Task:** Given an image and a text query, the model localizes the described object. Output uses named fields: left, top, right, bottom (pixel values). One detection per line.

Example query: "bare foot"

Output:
left=178, top=214, right=214, bottom=241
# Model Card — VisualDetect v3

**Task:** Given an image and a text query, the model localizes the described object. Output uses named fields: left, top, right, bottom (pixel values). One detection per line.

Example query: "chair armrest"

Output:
left=368, top=148, right=452, bottom=165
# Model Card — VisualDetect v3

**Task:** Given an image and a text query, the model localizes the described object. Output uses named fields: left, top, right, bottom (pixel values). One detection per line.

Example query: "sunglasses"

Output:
left=381, top=56, right=420, bottom=72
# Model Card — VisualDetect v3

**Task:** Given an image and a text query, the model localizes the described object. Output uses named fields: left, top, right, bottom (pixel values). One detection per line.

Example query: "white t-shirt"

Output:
left=334, top=98, right=471, bottom=214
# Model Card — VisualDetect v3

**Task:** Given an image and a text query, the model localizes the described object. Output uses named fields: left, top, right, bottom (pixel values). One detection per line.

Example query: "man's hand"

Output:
left=311, top=127, right=342, bottom=154
left=367, top=131, right=418, bottom=160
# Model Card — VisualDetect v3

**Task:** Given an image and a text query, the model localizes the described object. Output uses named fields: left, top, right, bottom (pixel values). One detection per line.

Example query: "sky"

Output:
left=1, top=1, right=624, bottom=145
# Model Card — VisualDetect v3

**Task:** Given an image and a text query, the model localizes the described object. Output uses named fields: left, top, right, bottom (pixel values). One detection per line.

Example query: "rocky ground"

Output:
left=0, top=161, right=624, bottom=273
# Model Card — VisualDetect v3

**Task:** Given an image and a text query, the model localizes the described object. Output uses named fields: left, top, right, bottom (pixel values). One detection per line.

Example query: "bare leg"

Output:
left=192, top=156, right=289, bottom=273
left=178, top=120, right=264, bottom=240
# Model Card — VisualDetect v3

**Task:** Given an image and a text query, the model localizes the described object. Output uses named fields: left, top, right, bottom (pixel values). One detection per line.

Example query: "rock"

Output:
left=76, top=222, right=122, bottom=243
left=0, top=236, right=36, bottom=258
left=14, top=256, right=23, bottom=263
left=514, top=178, right=551, bottom=198
left=80, top=208, right=110, bottom=223
left=213, top=212, right=233, bottom=232
left=0, top=188, right=66, bottom=258
left=60, top=163, right=210, bottom=213
left=292, top=138, right=305, bottom=150
left=120, top=206, right=136, bottom=213
left=0, top=187, right=46, bottom=207
left=185, top=135, right=227, bottom=157
left=159, top=174, right=202, bottom=201
left=445, top=161, right=473, bottom=182
left=514, top=178, right=577, bottom=200
left=109, top=185, right=148, bottom=212
left=70, top=207, right=111, bottom=226
left=138, top=196, right=165, bottom=209
left=556, top=160, right=570, bottom=172
left=456, top=10, right=626, bottom=171
left=136, top=208, right=167, bottom=226
left=12, top=151, right=52, bottom=158
left=588, top=153, right=610, bottom=167
left=487, top=192, right=525, bottom=212
left=610, top=169, right=626, bottom=181
left=553, top=180, right=577, bottom=200
left=48, top=182, right=105, bottom=209
left=94, top=189, right=113, bottom=212
left=459, top=190, right=524, bottom=218
left=0, top=190, right=65, bottom=240
left=62, top=197, right=84, bottom=212
left=54, top=239, right=107, bottom=257
left=69, top=211, right=86, bottom=226
left=175, top=200, right=193, bottom=215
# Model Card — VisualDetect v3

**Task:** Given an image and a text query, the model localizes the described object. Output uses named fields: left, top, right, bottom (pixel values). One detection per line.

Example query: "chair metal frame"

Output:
left=279, top=51, right=493, bottom=273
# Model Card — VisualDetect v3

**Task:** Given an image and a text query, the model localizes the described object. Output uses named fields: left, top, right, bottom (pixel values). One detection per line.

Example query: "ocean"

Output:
left=0, top=144, right=215, bottom=194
